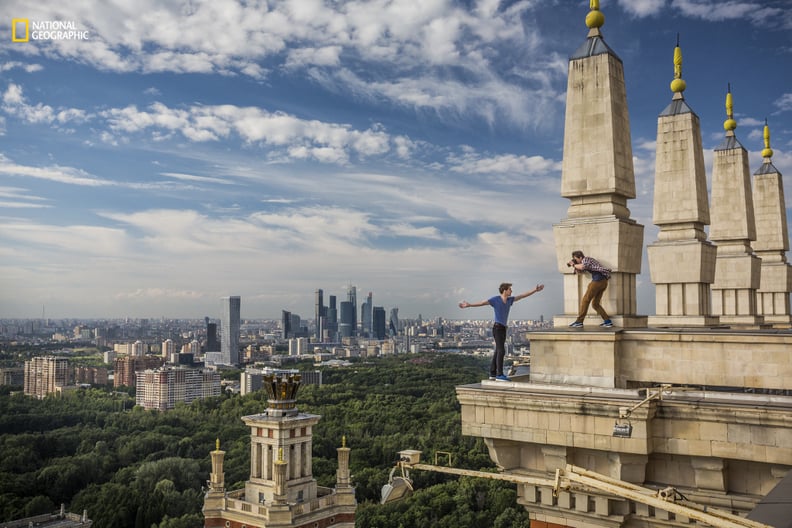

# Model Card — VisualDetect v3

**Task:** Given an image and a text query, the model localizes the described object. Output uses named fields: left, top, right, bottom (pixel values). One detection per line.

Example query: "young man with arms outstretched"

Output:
left=459, top=282, right=544, bottom=381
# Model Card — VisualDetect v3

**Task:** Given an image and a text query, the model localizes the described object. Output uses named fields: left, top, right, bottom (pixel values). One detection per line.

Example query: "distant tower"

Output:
left=339, top=301, right=354, bottom=338
left=752, top=120, right=792, bottom=326
left=315, top=289, right=325, bottom=342
left=710, top=87, right=762, bottom=325
left=361, top=292, right=373, bottom=338
left=202, top=372, right=356, bottom=527
left=327, top=295, right=338, bottom=341
left=206, top=317, right=220, bottom=352
left=373, top=306, right=386, bottom=340
left=281, top=310, right=292, bottom=339
left=647, top=38, right=718, bottom=327
left=552, top=0, right=645, bottom=328
left=221, top=296, right=241, bottom=365
left=347, top=285, right=357, bottom=336
left=389, top=308, right=399, bottom=337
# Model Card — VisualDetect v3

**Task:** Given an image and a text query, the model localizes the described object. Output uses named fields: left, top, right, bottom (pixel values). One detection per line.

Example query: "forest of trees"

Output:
left=0, top=353, right=530, bottom=528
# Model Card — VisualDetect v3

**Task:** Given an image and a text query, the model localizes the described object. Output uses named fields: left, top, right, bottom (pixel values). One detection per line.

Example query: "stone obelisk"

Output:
left=553, top=0, right=645, bottom=328
left=752, top=120, right=792, bottom=326
left=710, top=88, right=762, bottom=326
left=647, top=40, right=718, bottom=327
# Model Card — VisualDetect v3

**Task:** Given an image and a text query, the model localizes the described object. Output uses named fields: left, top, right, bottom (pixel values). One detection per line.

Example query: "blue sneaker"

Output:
left=568, top=321, right=583, bottom=328
left=600, top=320, right=613, bottom=328
left=495, top=375, right=511, bottom=382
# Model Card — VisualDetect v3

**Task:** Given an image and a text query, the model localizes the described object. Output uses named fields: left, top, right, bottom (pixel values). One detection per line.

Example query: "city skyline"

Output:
left=0, top=1, right=791, bottom=321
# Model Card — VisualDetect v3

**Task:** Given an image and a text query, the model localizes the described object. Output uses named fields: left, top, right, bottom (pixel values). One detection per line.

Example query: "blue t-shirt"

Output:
left=488, top=295, right=515, bottom=326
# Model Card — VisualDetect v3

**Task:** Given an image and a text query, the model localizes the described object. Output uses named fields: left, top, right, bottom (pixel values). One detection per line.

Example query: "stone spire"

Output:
left=647, top=37, right=718, bottom=327
left=752, top=120, right=792, bottom=326
left=710, top=86, right=762, bottom=326
left=553, top=0, right=645, bottom=328
left=202, top=439, right=227, bottom=517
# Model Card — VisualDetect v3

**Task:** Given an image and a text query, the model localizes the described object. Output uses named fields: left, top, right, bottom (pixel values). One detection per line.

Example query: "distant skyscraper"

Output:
left=373, top=306, right=386, bottom=340
left=328, top=295, right=338, bottom=341
left=347, top=285, right=357, bottom=336
left=315, top=289, right=325, bottom=341
left=205, top=317, right=220, bottom=352
left=339, top=301, right=354, bottom=338
left=389, top=308, right=399, bottom=337
left=281, top=310, right=292, bottom=339
left=221, top=296, right=241, bottom=366
left=361, top=291, right=373, bottom=338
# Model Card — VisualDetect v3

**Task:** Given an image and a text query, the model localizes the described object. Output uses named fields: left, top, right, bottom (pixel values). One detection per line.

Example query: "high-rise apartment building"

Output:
left=136, top=366, right=221, bottom=411
left=220, top=296, right=241, bottom=366
left=162, top=338, right=176, bottom=359
left=113, top=356, right=163, bottom=388
left=24, top=356, right=70, bottom=399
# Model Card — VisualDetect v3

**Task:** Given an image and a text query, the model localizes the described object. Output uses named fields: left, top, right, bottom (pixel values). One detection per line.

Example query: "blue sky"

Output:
left=0, top=0, right=790, bottom=321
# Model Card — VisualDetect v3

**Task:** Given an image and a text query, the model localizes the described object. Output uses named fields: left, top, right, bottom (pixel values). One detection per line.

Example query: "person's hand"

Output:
left=458, top=301, right=469, bottom=309
left=535, top=284, right=544, bottom=292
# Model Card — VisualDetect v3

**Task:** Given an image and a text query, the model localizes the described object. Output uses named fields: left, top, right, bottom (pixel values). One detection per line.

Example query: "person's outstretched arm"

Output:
left=459, top=299, right=489, bottom=309
left=514, top=284, right=544, bottom=302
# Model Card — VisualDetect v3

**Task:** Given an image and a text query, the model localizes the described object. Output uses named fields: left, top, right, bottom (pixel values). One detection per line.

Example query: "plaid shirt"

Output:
left=580, top=256, right=611, bottom=280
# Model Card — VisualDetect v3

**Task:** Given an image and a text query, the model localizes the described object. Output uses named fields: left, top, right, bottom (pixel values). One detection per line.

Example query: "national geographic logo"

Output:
left=12, top=19, right=90, bottom=42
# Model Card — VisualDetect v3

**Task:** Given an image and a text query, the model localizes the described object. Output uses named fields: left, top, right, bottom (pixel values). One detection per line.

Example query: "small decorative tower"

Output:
left=203, top=439, right=226, bottom=513
left=647, top=37, right=718, bottom=327
left=203, top=372, right=356, bottom=528
left=709, top=86, right=763, bottom=326
left=752, top=120, right=792, bottom=326
left=553, top=0, right=646, bottom=328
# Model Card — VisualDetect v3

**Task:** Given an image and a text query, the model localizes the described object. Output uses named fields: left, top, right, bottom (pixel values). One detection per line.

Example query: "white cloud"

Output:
left=775, top=93, right=792, bottom=112
left=670, top=0, right=784, bottom=25
left=0, top=153, right=111, bottom=187
left=617, top=0, right=667, bottom=17
left=1, top=83, right=89, bottom=125
left=0, top=61, right=44, bottom=73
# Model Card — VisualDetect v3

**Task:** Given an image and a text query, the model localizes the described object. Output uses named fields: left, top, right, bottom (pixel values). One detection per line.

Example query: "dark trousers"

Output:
left=490, top=323, right=507, bottom=377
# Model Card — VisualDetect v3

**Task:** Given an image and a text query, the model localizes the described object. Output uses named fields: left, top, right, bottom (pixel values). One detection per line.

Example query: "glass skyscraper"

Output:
left=221, top=296, right=241, bottom=365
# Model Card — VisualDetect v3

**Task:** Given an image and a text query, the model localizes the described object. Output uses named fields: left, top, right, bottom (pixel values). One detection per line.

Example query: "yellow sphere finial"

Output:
left=762, top=118, right=774, bottom=159
left=586, top=0, right=605, bottom=29
left=670, top=35, right=686, bottom=94
left=215, top=438, right=220, bottom=450
left=724, top=84, right=737, bottom=132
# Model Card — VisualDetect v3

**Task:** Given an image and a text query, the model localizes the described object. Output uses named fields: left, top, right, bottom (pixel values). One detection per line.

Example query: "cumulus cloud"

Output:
left=1, top=83, right=89, bottom=125
left=100, top=100, right=393, bottom=163
left=774, top=93, right=792, bottom=112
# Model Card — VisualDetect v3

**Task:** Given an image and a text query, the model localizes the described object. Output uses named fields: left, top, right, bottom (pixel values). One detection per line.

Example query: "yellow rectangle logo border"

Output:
left=12, top=18, right=29, bottom=42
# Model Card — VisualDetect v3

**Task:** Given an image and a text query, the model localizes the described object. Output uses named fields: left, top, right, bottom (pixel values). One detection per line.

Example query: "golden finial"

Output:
left=216, top=438, right=220, bottom=450
left=724, top=84, right=737, bottom=132
left=278, top=447, right=284, bottom=461
left=670, top=34, right=686, bottom=94
left=762, top=119, right=774, bottom=159
left=586, top=0, right=605, bottom=29
left=342, top=435, right=347, bottom=448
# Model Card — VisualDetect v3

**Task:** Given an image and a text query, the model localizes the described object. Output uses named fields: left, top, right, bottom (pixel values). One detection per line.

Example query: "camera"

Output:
left=566, top=261, right=573, bottom=267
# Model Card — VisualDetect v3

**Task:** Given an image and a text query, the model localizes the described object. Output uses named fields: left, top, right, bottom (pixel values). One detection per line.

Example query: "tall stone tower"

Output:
left=203, top=372, right=356, bottom=528
left=553, top=0, right=645, bottom=328
left=752, top=120, right=792, bottom=325
left=646, top=40, right=718, bottom=327
left=709, top=89, right=762, bottom=325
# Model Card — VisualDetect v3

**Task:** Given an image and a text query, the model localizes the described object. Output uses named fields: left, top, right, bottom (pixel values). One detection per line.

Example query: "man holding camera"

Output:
left=567, top=250, right=612, bottom=328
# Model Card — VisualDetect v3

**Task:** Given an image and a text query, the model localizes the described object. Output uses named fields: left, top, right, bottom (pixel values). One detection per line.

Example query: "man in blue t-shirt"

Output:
left=459, top=282, right=544, bottom=381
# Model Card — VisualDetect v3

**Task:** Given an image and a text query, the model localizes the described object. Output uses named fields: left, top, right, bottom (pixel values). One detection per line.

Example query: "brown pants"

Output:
left=576, top=279, right=610, bottom=322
